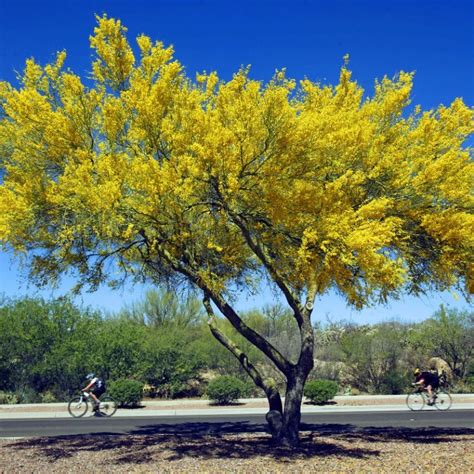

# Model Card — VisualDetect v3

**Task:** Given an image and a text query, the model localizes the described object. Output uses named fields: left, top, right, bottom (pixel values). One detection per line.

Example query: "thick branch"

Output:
left=229, top=211, right=304, bottom=326
left=203, top=295, right=283, bottom=413
left=207, top=176, right=302, bottom=322
left=150, top=242, right=292, bottom=375
left=205, top=289, right=293, bottom=375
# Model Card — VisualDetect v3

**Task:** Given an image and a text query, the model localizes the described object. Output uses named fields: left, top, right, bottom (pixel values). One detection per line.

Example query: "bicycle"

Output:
left=406, top=385, right=452, bottom=411
left=68, top=391, right=118, bottom=418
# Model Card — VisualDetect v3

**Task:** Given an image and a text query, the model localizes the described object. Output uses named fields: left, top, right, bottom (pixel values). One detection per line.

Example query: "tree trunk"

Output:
left=265, top=373, right=310, bottom=445
left=265, top=384, right=284, bottom=439
left=201, top=289, right=315, bottom=446
left=273, top=305, right=315, bottom=446
left=279, top=376, right=305, bottom=445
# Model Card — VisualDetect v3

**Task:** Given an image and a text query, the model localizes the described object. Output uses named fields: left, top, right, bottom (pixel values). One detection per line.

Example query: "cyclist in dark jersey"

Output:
left=413, top=368, right=439, bottom=405
left=81, top=373, right=106, bottom=412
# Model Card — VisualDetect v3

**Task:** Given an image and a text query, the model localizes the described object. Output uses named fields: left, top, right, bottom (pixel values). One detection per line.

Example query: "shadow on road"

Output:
left=7, top=423, right=474, bottom=467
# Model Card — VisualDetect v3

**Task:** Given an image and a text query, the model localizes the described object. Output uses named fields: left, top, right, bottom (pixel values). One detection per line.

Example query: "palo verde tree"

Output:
left=0, top=16, right=473, bottom=445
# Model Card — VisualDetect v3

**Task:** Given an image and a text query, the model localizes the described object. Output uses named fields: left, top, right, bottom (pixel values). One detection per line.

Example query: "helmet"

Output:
left=85, top=373, right=95, bottom=380
left=413, top=368, right=421, bottom=376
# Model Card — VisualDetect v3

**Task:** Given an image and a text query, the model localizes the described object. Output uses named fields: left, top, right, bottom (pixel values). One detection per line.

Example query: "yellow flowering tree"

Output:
left=0, top=16, right=473, bottom=445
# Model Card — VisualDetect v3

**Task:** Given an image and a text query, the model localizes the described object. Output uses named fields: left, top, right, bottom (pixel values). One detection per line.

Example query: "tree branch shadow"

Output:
left=8, top=422, right=473, bottom=467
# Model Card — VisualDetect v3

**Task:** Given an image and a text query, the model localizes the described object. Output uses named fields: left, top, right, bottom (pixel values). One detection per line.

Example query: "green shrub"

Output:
left=0, top=391, right=19, bottom=404
left=241, top=380, right=261, bottom=398
left=109, top=379, right=144, bottom=407
left=304, top=379, right=338, bottom=404
left=207, top=376, right=247, bottom=405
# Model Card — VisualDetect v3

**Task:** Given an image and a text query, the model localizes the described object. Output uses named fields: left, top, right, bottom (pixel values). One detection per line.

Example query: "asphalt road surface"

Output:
left=1, top=410, right=473, bottom=438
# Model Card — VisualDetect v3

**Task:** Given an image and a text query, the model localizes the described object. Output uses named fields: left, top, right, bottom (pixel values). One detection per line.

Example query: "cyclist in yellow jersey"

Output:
left=413, top=368, right=439, bottom=405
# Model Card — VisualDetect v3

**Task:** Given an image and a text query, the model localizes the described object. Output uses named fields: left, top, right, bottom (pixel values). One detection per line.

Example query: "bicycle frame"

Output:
left=406, top=386, right=452, bottom=411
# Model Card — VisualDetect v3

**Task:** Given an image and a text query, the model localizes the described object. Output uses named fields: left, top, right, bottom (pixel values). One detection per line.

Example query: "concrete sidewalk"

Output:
left=1, top=394, right=473, bottom=419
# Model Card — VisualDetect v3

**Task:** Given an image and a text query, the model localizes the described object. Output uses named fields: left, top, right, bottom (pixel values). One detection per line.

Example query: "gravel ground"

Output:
left=1, top=426, right=472, bottom=473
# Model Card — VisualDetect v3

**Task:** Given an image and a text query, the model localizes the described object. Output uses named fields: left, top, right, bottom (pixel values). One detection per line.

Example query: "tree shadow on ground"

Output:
left=326, top=426, right=474, bottom=445
left=303, top=400, right=337, bottom=406
left=8, top=423, right=473, bottom=467
left=208, top=401, right=247, bottom=406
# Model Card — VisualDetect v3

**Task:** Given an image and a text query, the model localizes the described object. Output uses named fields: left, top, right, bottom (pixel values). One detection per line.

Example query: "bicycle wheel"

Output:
left=98, top=395, right=117, bottom=417
left=434, top=390, right=452, bottom=411
left=406, top=392, right=425, bottom=411
left=68, top=396, right=89, bottom=418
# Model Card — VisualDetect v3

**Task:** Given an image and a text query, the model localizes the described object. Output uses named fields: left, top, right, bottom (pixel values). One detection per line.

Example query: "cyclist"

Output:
left=81, top=373, right=106, bottom=414
left=413, top=368, right=439, bottom=405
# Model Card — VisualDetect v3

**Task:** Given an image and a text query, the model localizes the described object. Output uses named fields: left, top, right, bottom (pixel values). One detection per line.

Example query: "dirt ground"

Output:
left=1, top=426, right=473, bottom=473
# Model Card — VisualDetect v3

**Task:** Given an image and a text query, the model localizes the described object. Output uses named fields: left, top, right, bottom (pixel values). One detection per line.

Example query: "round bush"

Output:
left=304, top=379, right=338, bottom=404
left=207, top=376, right=246, bottom=405
left=109, top=379, right=144, bottom=407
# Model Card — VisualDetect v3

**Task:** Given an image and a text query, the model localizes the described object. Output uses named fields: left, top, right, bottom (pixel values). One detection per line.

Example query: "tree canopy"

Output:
left=0, top=15, right=472, bottom=444
left=1, top=15, right=472, bottom=304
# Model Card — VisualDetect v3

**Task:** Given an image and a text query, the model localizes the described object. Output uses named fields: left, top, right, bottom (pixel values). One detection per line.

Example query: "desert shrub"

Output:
left=466, top=375, right=474, bottom=393
left=15, top=388, right=41, bottom=404
left=207, top=376, right=247, bottom=405
left=40, top=390, right=57, bottom=403
left=450, top=378, right=474, bottom=394
left=304, top=379, right=338, bottom=404
left=0, top=391, right=19, bottom=404
left=378, top=370, right=410, bottom=394
left=108, top=379, right=144, bottom=407
left=155, top=380, right=203, bottom=399
left=142, top=383, right=157, bottom=398
left=347, top=386, right=361, bottom=396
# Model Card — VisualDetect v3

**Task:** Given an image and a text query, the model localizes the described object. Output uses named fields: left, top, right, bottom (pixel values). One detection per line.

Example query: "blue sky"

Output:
left=0, top=0, right=473, bottom=322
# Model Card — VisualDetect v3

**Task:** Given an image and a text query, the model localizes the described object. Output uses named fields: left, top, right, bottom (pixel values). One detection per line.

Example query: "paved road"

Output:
left=1, top=410, right=473, bottom=438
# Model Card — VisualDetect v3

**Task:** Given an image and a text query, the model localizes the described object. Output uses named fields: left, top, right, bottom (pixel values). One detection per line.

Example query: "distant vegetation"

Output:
left=0, top=290, right=472, bottom=403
